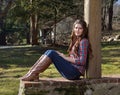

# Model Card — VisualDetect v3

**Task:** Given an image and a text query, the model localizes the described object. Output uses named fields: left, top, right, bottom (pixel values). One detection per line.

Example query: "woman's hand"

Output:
left=56, top=51, right=75, bottom=64
left=56, top=51, right=66, bottom=57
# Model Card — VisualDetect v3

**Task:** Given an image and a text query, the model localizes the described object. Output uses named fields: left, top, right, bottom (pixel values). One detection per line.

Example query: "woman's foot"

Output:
left=20, top=73, right=39, bottom=81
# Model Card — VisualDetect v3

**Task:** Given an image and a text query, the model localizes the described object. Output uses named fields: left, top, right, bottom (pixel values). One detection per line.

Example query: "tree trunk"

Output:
left=104, top=6, right=109, bottom=31
left=108, top=0, right=114, bottom=30
left=84, top=0, right=101, bottom=78
left=0, top=32, right=7, bottom=45
left=0, top=4, right=6, bottom=45
left=0, top=0, right=13, bottom=45
left=30, top=14, right=39, bottom=45
left=102, top=5, right=108, bottom=31
left=26, top=31, right=30, bottom=44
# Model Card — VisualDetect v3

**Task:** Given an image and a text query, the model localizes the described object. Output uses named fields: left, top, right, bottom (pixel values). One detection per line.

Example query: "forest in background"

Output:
left=0, top=0, right=120, bottom=46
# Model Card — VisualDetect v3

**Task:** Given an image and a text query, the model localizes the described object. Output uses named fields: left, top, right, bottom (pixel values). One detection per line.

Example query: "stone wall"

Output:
left=18, top=78, right=120, bottom=95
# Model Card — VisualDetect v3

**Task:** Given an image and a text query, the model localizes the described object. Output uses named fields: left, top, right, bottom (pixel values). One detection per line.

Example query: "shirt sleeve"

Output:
left=74, top=39, right=88, bottom=66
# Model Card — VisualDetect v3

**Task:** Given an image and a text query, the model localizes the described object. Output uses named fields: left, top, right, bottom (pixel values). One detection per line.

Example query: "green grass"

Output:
left=102, top=41, right=120, bottom=75
left=0, top=42, right=120, bottom=95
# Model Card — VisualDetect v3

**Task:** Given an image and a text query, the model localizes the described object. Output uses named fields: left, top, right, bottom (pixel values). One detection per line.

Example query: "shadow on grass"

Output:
left=102, top=41, right=120, bottom=48
left=0, top=45, right=68, bottom=69
left=102, top=49, right=120, bottom=57
left=101, top=41, right=120, bottom=65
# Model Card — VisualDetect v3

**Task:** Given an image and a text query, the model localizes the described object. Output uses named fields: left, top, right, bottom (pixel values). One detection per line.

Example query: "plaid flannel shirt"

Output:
left=70, top=38, right=89, bottom=75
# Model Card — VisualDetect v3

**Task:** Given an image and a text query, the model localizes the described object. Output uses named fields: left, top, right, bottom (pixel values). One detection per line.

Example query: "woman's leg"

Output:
left=21, top=51, right=52, bottom=81
left=21, top=55, right=44, bottom=78
left=44, top=50, right=81, bottom=80
left=21, top=50, right=51, bottom=78
left=21, top=50, right=80, bottom=81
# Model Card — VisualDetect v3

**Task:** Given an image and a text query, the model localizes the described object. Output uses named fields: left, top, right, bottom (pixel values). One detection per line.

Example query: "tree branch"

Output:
left=0, top=0, right=14, bottom=18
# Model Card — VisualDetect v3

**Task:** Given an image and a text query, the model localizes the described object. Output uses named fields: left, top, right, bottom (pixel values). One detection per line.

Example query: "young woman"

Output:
left=20, top=19, right=91, bottom=81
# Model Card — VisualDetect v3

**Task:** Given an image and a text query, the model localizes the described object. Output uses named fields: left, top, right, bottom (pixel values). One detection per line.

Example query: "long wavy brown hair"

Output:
left=67, top=19, right=92, bottom=57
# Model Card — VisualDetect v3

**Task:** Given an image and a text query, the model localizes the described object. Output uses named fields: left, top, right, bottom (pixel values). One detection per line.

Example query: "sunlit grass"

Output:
left=101, top=42, right=120, bottom=75
left=0, top=78, right=19, bottom=95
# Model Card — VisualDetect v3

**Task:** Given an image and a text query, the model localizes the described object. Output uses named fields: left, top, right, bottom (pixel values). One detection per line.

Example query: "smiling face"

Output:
left=74, top=23, right=83, bottom=37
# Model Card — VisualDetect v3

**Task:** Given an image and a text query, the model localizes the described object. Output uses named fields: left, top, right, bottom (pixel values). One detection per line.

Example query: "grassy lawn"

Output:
left=102, top=41, right=120, bottom=75
left=0, top=41, right=120, bottom=95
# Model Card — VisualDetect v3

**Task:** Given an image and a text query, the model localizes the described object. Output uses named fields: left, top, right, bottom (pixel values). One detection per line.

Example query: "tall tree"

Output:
left=29, top=0, right=39, bottom=45
left=19, top=0, right=77, bottom=45
left=102, top=0, right=118, bottom=31
left=0, top=0, right=14, bottom=45
left=4, top=0, right=82, bottom=45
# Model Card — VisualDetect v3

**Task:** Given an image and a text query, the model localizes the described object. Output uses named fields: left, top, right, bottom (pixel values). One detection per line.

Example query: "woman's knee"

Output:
left=46, top=50, right=56, bottom=54
left=44, top=50, right=56, bottom=57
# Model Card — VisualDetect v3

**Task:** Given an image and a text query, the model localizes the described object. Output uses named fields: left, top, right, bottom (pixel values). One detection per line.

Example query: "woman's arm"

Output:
left=57, top=39, right=88, bottom=65
left=74, top=39, right=88, bottom=66
left=57, top=51, right=75, bottom=63
left=62, top=56, right=75, bottom=63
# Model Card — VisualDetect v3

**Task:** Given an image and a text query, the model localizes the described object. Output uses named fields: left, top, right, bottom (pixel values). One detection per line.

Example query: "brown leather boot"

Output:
left=20, top=55, right=52, bottom=81
left=21, top=55, right=44, bottom=79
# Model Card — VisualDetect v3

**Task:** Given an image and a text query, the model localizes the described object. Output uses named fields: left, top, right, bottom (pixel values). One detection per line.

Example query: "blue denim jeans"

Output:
left=44, top=50, right=81, bottom=80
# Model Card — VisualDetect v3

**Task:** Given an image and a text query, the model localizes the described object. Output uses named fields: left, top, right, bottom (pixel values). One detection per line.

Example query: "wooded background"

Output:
left=0, top=0, right=119, bottom=45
